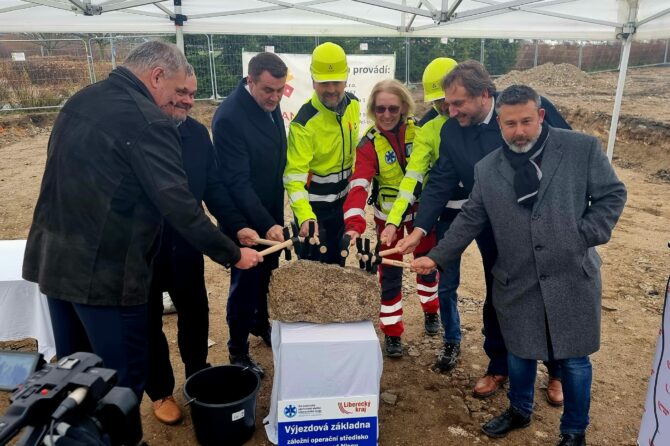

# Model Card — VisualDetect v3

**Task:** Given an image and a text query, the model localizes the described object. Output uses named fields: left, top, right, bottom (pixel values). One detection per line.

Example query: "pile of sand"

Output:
left=268, top=260, right=379, bottom=323
left=496, top=62, right=614, bottom=91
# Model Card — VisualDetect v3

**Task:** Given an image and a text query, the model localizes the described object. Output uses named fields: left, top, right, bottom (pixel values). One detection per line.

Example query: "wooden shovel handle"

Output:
left=254, top=238, right=280, bottom=247
left=259, top=238, right=298, bottom=257
left=381, top=258, right=412, bottom=269
left=379, top=247, right=401, bottom=257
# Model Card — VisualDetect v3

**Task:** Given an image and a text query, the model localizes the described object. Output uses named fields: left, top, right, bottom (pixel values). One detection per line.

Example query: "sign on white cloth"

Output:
left=264, top=321, right=383, bottom=445
left=0, top=240, right=56, bottom=361
left=638, top=277, right=670, bottom=445
left=242, top=51, right=396, bottom=135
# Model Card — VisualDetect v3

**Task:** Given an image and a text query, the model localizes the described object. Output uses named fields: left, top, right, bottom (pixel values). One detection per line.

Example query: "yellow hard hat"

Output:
left=422, top=57, right=458, bottom=102
left=310, top=42, right=349, bottom=82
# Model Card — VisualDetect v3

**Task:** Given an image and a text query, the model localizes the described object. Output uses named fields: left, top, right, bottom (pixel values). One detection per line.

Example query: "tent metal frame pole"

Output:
left=606, top=32, right=633, bottom=162
left=206, top=34, right=217, bottom=100
left=174, top=0, right=184, bottom=53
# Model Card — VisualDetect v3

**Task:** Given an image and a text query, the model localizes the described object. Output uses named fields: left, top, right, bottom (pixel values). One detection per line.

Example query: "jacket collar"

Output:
left=108, top=66, right=155, bottom=102
left=310, top=91, right=350, bottom=117
left=534, top=127, right=563, bottom=208
left=236, top=78, right=283, bottom=142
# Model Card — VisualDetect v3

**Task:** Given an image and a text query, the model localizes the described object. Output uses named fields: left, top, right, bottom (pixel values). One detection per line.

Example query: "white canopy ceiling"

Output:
left=0, top=0, right=669, bottom=41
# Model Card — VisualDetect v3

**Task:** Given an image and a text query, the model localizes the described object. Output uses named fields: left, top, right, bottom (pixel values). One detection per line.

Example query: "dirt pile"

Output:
left=268, top=260, right=379, bottom=323
left=496, top=62, right=615, bottom=91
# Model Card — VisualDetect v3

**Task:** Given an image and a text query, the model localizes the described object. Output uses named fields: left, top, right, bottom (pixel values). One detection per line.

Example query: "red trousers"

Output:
left=374, top=218, right=439, bottom=337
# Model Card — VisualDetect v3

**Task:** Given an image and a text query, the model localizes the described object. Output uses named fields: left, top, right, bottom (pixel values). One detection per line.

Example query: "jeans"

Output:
left=507, top=352, right=592, bottom=434
left=475, top=226, right=508, bottom=375
left=435, top=218, right=462, bottom=344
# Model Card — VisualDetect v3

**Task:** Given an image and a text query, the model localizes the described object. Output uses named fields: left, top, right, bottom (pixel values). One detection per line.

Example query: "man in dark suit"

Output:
left=212, top=52, right=289, bottom=378
left=145, top=73, right=251, bottom=424
left=413, top=84, right=626, bottom=446
left=397, top=61, right=569, bottom=401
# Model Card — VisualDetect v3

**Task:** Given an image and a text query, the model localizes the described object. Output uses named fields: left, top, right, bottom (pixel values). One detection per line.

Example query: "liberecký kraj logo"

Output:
left=284, top=404, right=297, bottom=418
left=337, top=400, right=372, bottom=415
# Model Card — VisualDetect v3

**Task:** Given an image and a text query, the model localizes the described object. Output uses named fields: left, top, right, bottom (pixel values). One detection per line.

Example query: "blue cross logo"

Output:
left=284, top=405, right=297, bottom=418
left=385, top=150, right=396, bottom=164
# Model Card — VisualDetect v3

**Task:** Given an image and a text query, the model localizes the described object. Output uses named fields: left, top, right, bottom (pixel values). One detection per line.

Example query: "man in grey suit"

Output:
left=413, top=85, right=626, bottom=446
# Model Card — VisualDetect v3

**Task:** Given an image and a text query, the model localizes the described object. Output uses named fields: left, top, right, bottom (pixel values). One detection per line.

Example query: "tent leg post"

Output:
left=606, top=33, right=633, bottom=163
left=174, top=0, right=184, bottom=54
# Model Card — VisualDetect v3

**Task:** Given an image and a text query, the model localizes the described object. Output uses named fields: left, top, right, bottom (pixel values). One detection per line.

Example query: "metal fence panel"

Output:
left=0, top=38, right=90, bottom=110
left=1, top=34, right=668, bottom=112
left=88, top=34, right=171, bottom=83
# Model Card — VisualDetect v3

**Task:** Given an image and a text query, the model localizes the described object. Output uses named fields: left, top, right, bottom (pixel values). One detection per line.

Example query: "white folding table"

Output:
left=0, top=239, right=56, bottom=361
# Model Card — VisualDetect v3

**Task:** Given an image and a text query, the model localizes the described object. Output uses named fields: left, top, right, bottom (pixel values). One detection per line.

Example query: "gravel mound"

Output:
left=268, top=260, right=379, bottom=323
left=496, top=62, right=614, bottom=91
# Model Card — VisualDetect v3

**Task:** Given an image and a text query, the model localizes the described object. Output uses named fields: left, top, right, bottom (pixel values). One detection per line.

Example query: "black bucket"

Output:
left=183, top=365, right=261, bottom=446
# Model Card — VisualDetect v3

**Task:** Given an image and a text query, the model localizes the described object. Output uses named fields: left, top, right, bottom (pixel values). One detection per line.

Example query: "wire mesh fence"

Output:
left=0, top=38, right=91, bottom=110
left=0, top=34, right=668, bottom=111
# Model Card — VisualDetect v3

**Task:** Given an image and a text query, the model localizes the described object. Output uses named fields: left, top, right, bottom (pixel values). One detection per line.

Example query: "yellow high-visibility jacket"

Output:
left=386, top=113, right=445, bottom=226
left=283, top=91, right=360, bottom=225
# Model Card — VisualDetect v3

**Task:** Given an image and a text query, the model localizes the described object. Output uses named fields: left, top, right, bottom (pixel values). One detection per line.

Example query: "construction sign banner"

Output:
left=242, top=52, right=396, bottom=135
left=638, top=276, right=670, bottom=446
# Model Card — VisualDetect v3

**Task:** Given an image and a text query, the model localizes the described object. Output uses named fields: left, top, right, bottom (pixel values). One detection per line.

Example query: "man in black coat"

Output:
left=22, top=41, right=262, bottom=399
left=145, top=73, right=250, bottom=424
left=212, top=52, right=289, bottom=377
left=398, top=60, right=570, bottom=402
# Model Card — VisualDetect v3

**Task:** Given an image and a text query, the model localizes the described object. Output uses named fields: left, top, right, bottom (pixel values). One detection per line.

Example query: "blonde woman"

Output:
left=342, top=79, right=439, bottom=357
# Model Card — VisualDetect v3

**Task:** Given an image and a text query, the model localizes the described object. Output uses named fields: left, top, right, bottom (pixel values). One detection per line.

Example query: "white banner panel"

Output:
left=638, top=277, right=670, bottom=446
left=242, top=52, right=396, bottom=135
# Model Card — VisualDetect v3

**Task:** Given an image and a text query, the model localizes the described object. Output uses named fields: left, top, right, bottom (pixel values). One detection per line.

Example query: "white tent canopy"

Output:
left=1, top=0, right=670, bottom=159
left=0, top=0, right=668, bottom=40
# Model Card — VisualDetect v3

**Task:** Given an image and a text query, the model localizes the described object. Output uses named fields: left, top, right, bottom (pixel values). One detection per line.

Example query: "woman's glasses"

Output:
left=374, top=105, right=401, bottom=115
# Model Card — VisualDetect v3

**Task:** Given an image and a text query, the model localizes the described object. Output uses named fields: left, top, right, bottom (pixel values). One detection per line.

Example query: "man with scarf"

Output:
left=397, top=61, right=569, bottom=402
left=412, top=85, right=627, bottom=446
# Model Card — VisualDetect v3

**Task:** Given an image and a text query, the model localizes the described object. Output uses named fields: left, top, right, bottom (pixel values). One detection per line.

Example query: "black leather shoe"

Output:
left=481, top=406, right=531, bottom=438
left=434, top=342, right=460, bottom=373
left=229, top=354, right=265, bottom=378
left=556, top=433, right=586, bottom=446
left=424, top=312, right=440, bottom=336
left=384, top=335, right=403, bottom=358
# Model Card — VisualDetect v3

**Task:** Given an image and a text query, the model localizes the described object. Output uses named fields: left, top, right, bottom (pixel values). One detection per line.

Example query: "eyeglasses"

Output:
left=374, top=105, right=401, bottom=115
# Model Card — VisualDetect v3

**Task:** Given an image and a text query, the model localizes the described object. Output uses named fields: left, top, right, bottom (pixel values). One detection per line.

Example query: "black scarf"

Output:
left=502, top=122, right=549, bottom=207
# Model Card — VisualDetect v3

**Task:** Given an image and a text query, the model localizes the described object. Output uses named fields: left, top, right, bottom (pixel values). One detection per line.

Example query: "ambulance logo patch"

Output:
left=385, top=150, right=396, bottom=164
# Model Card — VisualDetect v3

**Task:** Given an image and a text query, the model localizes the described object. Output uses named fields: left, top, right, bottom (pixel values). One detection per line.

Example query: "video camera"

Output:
left=0, top=352, right=143, bottom=446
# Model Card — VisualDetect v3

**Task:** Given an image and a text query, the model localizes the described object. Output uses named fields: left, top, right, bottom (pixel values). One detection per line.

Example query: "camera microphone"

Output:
left=51, top=387, right=88, bottom=420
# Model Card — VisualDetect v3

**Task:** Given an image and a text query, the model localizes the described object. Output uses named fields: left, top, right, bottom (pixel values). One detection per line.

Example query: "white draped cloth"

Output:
left=0, top=240, right=56, bottom=361
left=264, top=321, right=383, bottom=444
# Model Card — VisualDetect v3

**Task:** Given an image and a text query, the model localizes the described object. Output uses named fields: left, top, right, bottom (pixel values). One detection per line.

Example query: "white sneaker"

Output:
left=162, top=292, right=177, bottom=314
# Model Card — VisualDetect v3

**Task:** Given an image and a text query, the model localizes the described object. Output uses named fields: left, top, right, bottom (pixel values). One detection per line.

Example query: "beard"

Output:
left=503, top=123, right=542, bottom=153
left=171, top=114, right=187, bottom=126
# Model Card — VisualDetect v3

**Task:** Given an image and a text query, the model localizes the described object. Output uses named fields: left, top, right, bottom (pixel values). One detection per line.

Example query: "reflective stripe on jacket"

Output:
left=343, top=118, right=416, bottom=236
left=284, top=91, right=360, bottom=225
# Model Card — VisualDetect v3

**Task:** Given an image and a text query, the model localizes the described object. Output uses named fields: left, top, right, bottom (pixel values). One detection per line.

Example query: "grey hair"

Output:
left=495, top=84, right=541, bottom=113
left=124, top=40, right=191, bottom=78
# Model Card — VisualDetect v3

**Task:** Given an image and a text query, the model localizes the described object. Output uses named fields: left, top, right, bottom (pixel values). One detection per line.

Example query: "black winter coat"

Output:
left=153, top=116, right=247, bottom=287
left=23, top=67, right=240, bottom=306
left=212, top=78, right=287, bottom=240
